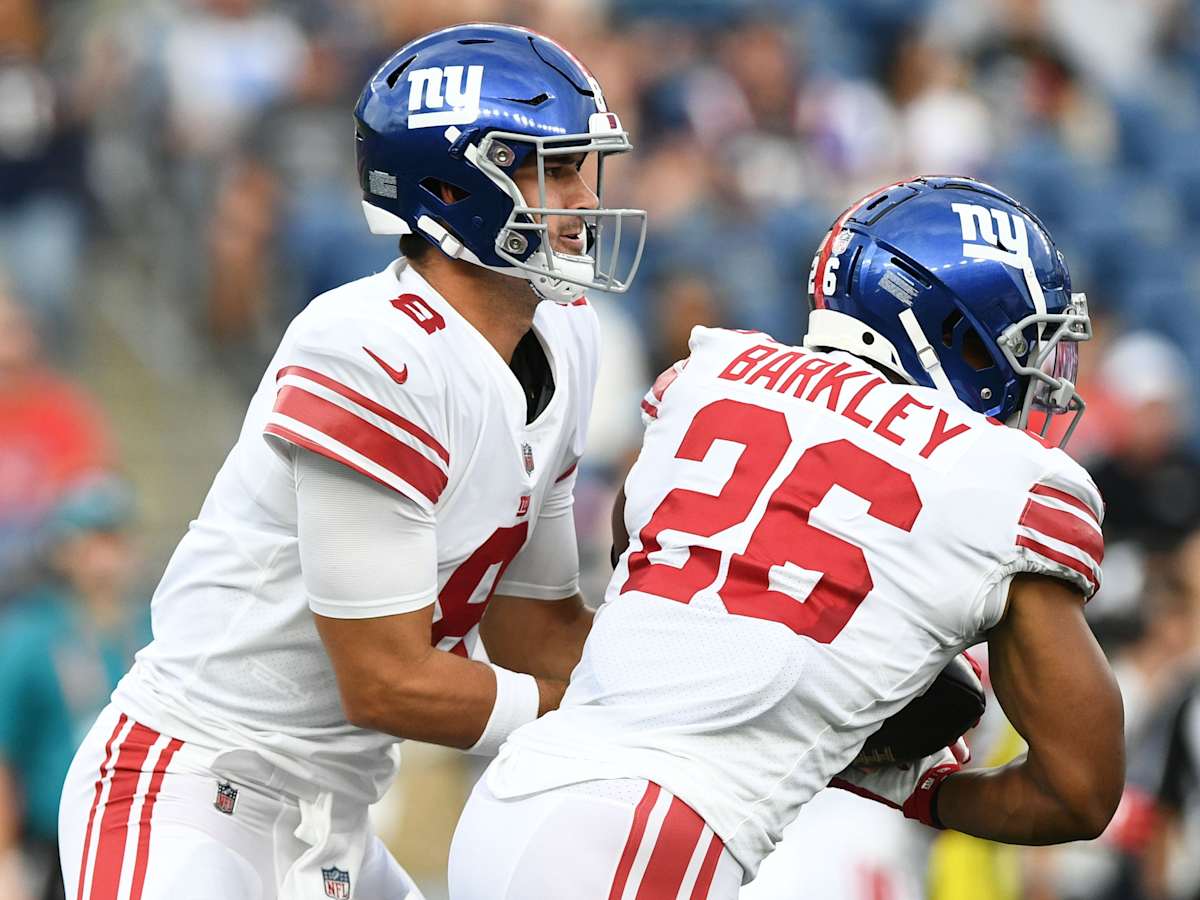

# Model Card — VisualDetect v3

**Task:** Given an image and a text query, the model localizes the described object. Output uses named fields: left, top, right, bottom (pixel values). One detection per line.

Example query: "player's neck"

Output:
left=410, top=255, right=539, bottom=363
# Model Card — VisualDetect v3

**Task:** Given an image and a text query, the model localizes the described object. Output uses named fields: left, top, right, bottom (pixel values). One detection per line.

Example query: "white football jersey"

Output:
left=490, top=326, right=1103, bottom=880
left=113, top=259, right=599, bottom=804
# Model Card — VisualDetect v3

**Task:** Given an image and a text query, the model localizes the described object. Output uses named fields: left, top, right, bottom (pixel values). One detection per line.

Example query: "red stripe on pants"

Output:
left=608, top=783, right=661, bottom=900
left=76, top=714, right=128, bottom=900
left=689, top=833, right=725, bottom=900
left=127, top=738, right=184, bottom=900
left=88, top=723, right=161, bottom=900
left=636, top=796, right=706, bottom=899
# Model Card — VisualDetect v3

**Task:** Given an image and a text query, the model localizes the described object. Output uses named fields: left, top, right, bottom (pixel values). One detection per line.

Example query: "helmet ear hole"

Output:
left=941, top=311, right=963, bottom=348
left=419, top=177, right=470, bottom=205
left=962, top=328, right=993, bottom=372
left=941, top=310, right=994, bottom=372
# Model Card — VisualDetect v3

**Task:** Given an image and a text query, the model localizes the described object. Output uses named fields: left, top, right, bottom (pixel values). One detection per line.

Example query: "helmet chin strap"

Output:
left=897, top=308, right=955, bottom=393
left=413, top=214, right=586, bottom=304
left=805, top=307, right=956, bottom=393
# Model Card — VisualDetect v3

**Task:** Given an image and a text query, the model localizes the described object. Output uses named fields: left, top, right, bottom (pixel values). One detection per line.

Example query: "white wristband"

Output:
left=467, top=664, right=540, bottom=757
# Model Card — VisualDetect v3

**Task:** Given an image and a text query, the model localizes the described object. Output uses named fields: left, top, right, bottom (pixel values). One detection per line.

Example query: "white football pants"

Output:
left=448, top=776, right=742, bottom=900
left=59, top=704, right=424, bottom=900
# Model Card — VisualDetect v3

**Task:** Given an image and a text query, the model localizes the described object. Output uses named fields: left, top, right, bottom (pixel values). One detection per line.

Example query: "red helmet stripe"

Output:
left=813, top=179, right=911, bottom=310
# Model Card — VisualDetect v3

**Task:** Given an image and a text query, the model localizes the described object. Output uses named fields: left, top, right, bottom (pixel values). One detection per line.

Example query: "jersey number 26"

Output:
left=621, top=398, right=923, bottom=642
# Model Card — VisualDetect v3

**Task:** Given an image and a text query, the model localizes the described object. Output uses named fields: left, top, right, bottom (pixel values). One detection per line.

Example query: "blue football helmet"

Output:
left=804, top=176, right=1091, bottom=445
left=354, top=23, right=646, bottom=303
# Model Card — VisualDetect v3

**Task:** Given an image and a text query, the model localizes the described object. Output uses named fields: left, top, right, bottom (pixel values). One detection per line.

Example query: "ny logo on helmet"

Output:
left=951, top=202, right=1030, bottom=267
left=408, top=65, right=485, bottom=129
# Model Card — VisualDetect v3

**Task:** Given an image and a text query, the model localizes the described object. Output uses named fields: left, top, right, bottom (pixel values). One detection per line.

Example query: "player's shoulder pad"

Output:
left=1011, top=448, right=1105, bottom=599
left=291, top=272, right=447, bottom=370
left=639, top=327, right=782, bottom=425
left=264, top=279, right=452, bottom=513
left=687, top=325, right=779, bottom=354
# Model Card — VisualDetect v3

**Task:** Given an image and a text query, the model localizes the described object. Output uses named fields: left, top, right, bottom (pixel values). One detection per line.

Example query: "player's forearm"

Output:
left=481, top=593, right=594, bottom=682
left=342, top=648, right=563, bottom=748
left=503, top=603, right=592, bottom=682
left=936, top=754, right=1121, bottom=844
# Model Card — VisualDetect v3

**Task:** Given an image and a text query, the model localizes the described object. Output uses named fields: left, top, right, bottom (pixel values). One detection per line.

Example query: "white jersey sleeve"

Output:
left=494, top=463, right=580, bottom=600
left=262, top=324, right=451, bottom=514
left=294, top=447, right=438, bottom=619
left=1010, top=455, right=1105, bottom=599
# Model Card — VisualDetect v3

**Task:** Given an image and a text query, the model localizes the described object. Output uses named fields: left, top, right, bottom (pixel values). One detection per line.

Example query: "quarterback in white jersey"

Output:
left=449, top=178, right=1124, bottom=899
left=58, top=25, right=647, bottom=900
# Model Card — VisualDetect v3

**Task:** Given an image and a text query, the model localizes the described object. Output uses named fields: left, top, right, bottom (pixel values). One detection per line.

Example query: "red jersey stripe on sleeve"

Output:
left=642, top=361, right=685, bottom=421
left=1016, top=534, right=1099, bottom=595
left=1030, top=483, right=1100, bottom=526
left=277, top=365, right=449, bottom=464
left=555, top=462, right=578, bottom=484
left=270, top=387, right=448, bottom=504
left=264, top=424, right=436, bottom=507
left=1019, top=499, right=1104, bottom=566
left=650, top=365, right=682, bottom=403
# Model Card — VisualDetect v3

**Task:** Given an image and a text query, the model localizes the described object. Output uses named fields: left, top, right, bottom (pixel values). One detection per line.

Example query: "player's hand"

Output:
left=830, top=738, right=969, bottom=828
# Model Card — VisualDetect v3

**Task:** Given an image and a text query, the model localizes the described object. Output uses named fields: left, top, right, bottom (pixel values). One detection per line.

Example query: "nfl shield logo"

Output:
left=213, top=781, right=238, bottom=815
left=521, top=442, right=535, bottom=475
left=321, top=867, right=351, bottom=899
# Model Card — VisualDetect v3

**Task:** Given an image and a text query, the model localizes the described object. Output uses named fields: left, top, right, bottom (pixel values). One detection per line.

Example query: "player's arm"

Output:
left=934, top=573, right=1125, bottom=842
left=479, top=462, right=593, bottom=682
left=296, top=449, right=556, bottom=751
left=314, top=607, right=560, bottom=748
left=480, top=593, right=591, bottom=682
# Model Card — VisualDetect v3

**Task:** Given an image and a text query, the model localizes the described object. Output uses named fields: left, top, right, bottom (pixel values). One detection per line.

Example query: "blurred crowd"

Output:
left=4, top=0, right=1200, bottom=898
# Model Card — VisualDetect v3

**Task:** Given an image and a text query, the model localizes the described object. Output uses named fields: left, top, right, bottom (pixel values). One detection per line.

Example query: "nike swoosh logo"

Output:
left=363, top=347, right=408, bottom=384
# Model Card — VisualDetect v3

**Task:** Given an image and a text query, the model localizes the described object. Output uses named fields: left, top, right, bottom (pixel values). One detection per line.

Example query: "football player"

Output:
left=448, top=177, right=1124, bottom=899
left=58, top=24, right=646, bottom=900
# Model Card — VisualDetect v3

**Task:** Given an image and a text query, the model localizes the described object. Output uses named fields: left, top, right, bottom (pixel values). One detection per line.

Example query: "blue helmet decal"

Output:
left=805, top=176, right=1090, bottom=444
left=354, top=24, right=646, bottom=302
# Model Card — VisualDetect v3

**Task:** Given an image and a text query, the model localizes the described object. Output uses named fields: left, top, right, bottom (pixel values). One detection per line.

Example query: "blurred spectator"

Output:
left=252, top=31, right=396, bottom=319
left=650, top=272, right=726, bottom=374
left=0, top=476, right=150, bottom=900
left=158, top=0, right=306, bottom=160
left=889, top=34, right=992, bottom=175
left=0, top=282, right=110, bottom=600
left=1090, top=332, right=1200, bottom=551
left=0, top=0, right=99, bottom=354
left=1043, top=0, right=1175, bottom=96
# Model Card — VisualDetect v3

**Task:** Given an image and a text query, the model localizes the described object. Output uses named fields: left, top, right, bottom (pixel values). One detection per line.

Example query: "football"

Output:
left=854, top=654, right=985, bottom=767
